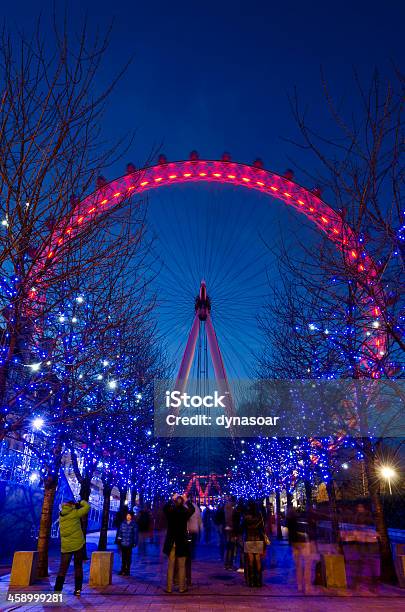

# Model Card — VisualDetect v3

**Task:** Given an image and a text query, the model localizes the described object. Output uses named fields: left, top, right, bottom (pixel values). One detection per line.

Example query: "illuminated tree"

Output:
left=258, top=259, right=403, bottom=580
left=0, top=14, right=147, bottom=445
left=289, top=69, right=404, bottom=357
left=25, top=245, right=155, bottom=573
left=277, top=70, right=404, bottom=582
left=0, top=10, right=162, bottom=577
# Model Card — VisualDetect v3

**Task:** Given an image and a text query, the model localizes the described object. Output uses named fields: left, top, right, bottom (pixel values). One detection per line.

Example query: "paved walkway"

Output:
left=1, top=531, right=404, bottom=611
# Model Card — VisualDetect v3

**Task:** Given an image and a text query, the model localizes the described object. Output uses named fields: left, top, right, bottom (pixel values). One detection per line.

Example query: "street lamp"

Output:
left=380, top=465, right=396, bottom=494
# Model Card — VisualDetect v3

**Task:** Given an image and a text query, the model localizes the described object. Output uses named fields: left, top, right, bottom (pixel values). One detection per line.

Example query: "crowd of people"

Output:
left=53, top=494, right=375, bottom=595
left=54, top=494, right=273, bottom=595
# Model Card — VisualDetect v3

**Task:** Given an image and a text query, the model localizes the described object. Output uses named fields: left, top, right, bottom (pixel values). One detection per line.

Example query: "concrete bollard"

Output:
left=321, top=553, right=347, bottom=589
left=89, top=551, right=114, bottom=587
left=10, top=551, right=38, bottom=587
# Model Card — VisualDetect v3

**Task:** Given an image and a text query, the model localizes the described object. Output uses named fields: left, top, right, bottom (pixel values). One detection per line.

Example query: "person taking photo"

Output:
left=54, top=499, right=90, bottom=596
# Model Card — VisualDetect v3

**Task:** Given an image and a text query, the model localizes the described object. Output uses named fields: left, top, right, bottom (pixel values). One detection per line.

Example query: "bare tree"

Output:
left=258, top=258, right=403, bottom=583
left=0, top=13, right=150, bottom=441
left=287, top=69, right=404, bottom=358
left=260, top=69, right=405, bottom=583
left=32, top=210, right=158, bottom=575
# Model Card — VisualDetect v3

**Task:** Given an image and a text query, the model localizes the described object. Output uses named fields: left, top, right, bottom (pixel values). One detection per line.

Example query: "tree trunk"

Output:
left=119, top=486, right=127, bottom=509
left=98, top=483, right=112, bottom=551
left=275, top=489, right=282, bottom=540
left=286, top=488, right=293, bottom=509
left=304, top=480, right=312, bottom=510
left=37, top=474, right=58, bottom=578
left=130, top=486, right=137, bottom=509
left=363, top=443, right=397, bottom=584
left=80, top=479, right=92, bottom=560
left=326, top=479, right=342, bottom=552
left=36, top=422, right=64, bottom=577
left=0, top=343, right=14, bottom=405
left=0, top=331, right=17, bottom=440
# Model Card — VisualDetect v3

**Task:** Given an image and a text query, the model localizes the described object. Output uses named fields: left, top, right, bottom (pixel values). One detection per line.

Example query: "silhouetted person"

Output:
left=213, top=502, right=225, bottom=560
left=287, top=506, right=317, bottom=594
left=163, top=494, right=195, bottom=593
left=203, top=504, right=212, bottom=543
left=137, top=503, right=153, bottom=553
left=243, top=500, right=266, bottom=587
left=186, top=495, right=202, bottom=586
left=224, top=496, right=237, bottom=569
left=234, top=499, right=245, bottom=573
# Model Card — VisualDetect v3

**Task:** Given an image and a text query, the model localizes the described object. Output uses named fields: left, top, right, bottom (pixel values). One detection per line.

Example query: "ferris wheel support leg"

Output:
left=205, top=314, right=235, bottom=417
left=175, top=314, right=200, bottom=394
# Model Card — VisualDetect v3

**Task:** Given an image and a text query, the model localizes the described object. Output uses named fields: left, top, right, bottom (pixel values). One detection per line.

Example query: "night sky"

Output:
left=4, top=1, right=404, bottom=377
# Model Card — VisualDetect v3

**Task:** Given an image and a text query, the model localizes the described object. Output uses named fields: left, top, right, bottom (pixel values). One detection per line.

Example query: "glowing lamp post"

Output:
left=380, top=465, right=396, bottom=495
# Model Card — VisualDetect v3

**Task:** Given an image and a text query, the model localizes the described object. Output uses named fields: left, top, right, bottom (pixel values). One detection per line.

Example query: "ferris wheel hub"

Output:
left=195, top=280, right=211, bottom=321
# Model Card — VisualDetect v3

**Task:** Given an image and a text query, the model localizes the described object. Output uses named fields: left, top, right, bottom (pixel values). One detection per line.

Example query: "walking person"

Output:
left=54, top=499, right=90, bottom=596
left=186, top=495, right=202, bottom=587
left=117, top=511, right=138, bottom=576
left=234, top=499, right=245, bottom=573
left=137, top=503, right=152, bottom=554
left=213, top=502, right=225, bottom=560
left=154, top=502, right=168, bottom=548
left=265, top=501, right=275, bottom=537
left=202, top=504, right=212, bottom=543
left=224, top=496, right=237, bottom=569
left=287, top=505, right=316, bottom=593
left=163, top=493, right=195, bottom=593
left=243, top=500, right=266, bottom=587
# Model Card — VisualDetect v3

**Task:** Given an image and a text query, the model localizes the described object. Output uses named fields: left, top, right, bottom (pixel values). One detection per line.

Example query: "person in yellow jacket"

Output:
left=54, top=499, right=90, bottom=596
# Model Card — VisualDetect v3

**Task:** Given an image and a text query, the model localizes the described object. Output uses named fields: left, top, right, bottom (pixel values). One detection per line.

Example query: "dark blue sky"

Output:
left=5, top=1, right=404, bottom=376
left=6, top=1, right=404, bottom=167
left=91, top=1, right=403, bottom=168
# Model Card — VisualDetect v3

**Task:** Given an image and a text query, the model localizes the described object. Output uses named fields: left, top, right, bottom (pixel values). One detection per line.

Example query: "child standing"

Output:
left=117, top=512, right=138, bottom=575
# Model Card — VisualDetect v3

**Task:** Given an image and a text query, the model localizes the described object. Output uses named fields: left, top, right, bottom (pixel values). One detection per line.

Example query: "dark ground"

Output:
left=1, top=530, right=404, bottom=611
